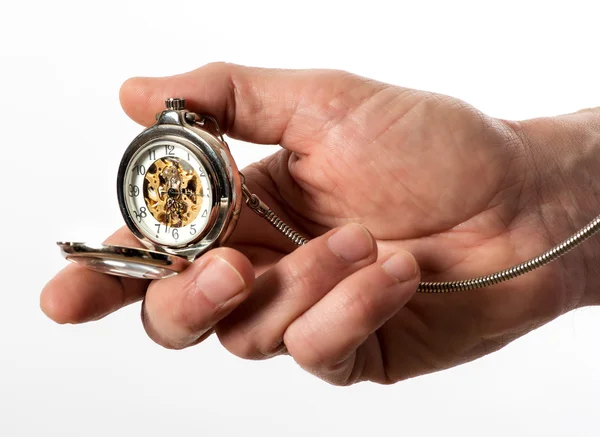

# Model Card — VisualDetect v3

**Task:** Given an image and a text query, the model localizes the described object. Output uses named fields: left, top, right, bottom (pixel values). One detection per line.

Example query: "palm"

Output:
left=232, top=83, right=563, bottom=380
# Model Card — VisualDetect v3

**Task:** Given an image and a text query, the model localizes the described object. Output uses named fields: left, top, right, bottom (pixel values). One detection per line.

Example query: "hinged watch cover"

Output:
left=57, top=242, right=190, bottom=279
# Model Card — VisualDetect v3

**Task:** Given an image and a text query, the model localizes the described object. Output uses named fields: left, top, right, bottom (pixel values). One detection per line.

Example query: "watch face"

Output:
left=122, top=140, right=214, bottom=247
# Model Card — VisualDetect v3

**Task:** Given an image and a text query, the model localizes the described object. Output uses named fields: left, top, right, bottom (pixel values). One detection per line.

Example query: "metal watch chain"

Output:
left=196, top=114, right=600, bottom=294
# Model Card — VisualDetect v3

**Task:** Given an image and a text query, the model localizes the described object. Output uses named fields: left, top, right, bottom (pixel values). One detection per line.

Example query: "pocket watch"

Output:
left=58, top=98, right=600, bottom=293
left=58, top=98, right=307, bottom=281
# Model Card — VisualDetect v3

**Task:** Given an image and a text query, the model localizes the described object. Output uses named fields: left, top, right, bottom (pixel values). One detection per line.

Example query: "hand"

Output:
left=41, top=63, right=600, bottom=385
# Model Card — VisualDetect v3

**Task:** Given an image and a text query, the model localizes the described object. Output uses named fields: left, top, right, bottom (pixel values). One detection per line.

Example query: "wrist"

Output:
left=508, top=109, right=600, bottom=308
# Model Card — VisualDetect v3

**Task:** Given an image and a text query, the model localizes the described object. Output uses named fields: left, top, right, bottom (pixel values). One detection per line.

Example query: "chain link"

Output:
left=240, top=173, right=310, bottom=246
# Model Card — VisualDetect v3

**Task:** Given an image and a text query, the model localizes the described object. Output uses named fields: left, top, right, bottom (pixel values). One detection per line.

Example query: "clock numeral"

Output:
left=133, top=164, right=146, bottom=175
left=172, top=228, right=179, bottom=240
left=148, top=149, right=156, bottom=161
left=190, top=224, right=197, bottom=235
left=134, top=207, right=147, bottom=223
left=199, top=168, right=206, bottom=177
left=187, top=152, right=191, bottom=161
left=128, top=184, right=140, bottom=197
left=165, top=145, right=175, bottom=156
left=202, top=210, right=208, bottom=218
left=154, top=224, right=161, bottom=236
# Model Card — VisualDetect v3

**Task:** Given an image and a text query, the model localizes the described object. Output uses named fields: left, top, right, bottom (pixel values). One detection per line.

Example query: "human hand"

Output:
left=41, top=63, right=600, bottom=385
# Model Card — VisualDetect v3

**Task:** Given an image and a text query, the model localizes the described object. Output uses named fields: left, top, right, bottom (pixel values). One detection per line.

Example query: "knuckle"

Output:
left=219, top=331, right=254, bottom=359
left=279, top=243, right=363, bottom=296
left=255, top=339, right=286, bottom=359
left=336, top=286, right=377, bottom=331
left=217, top=325, right=284, bottom=360
left=202, top=61, right=239, bottom=76
left=279, top=258, right=319, bottom=295
left=204, top=61, right=229, bottom=69
left=284, top=324, right=331, bottom=370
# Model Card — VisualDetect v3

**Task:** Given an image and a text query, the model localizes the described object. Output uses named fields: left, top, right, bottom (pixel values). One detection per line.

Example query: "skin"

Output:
left=41, top=63, right=600, bottom=386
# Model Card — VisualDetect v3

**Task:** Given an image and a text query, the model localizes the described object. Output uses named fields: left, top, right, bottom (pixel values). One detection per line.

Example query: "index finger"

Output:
left=118, top=63, right=373, bottom=152
left=40, top=227, right=149, bottom=324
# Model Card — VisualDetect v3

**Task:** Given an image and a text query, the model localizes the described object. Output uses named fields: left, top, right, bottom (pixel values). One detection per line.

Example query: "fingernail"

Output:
left=382, top=252, right=418, bottom=282
left=327, top=223, right=373, bottom=262
left=195, top=256, right=246, bottom=305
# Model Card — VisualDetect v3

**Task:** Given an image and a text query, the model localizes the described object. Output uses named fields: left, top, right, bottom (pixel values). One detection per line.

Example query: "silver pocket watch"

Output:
left=58, top=98, right=600, bottom=293
left=58, top=98, right=307, bottom=281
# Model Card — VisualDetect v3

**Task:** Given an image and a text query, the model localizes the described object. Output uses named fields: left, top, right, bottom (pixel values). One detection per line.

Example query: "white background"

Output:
left=1, top=1, right=599, bottom=436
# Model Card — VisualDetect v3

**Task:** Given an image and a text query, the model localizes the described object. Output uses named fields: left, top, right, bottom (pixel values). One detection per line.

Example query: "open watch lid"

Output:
left=57, top=242, right=191, bottom=280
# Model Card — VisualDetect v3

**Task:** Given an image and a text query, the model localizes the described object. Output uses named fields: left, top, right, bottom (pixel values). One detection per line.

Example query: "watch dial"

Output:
left=123, top=141, right=213, bottom=246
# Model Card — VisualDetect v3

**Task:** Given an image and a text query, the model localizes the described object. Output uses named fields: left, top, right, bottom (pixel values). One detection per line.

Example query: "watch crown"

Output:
left=165, top=98, right=186, bottom=110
